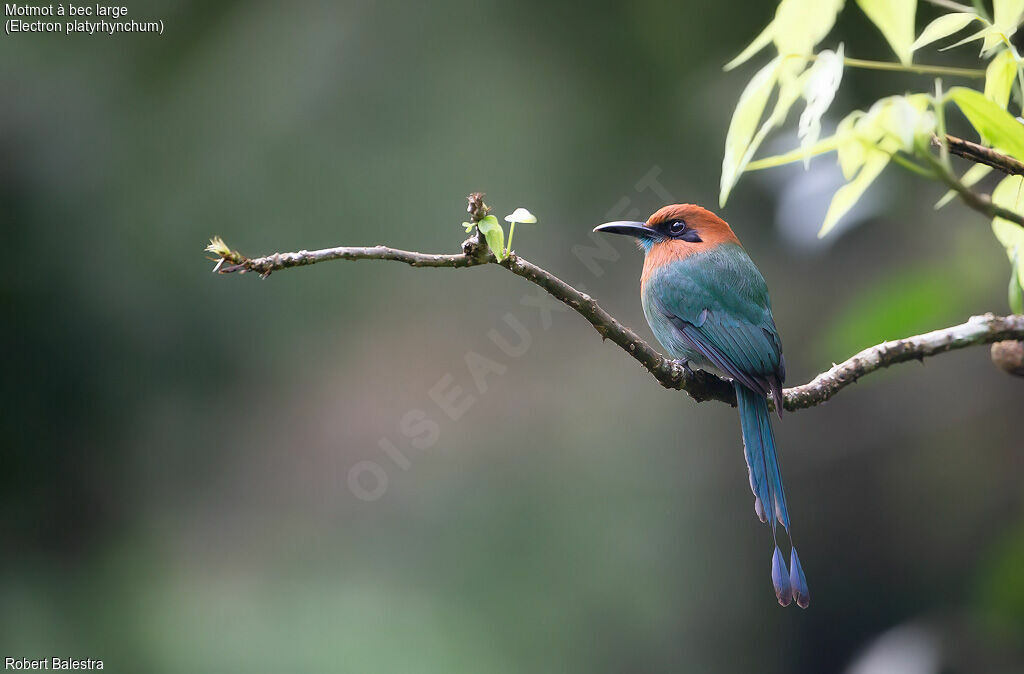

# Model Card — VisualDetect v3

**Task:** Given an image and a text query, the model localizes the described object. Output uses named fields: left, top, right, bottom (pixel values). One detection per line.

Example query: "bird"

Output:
left=594, top=204, right=809, bottom=608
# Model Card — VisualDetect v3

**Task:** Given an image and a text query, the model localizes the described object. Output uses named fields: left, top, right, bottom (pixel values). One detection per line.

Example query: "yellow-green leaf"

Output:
left=721, top=56, right=782, bottom=206
left=799, top=45, right=845, bottom=166
left=936, top=2, right=1017, bottom=57
left=911, top=12, right=978, bottom=51
left=773, top=0, right=845, bottom=56
left=980, top=0, right=1024, bottom=54
left=837, top=111, right=867, bottom=179
left=948, top=86, right=1024, bottom=159
left=940, top=25, right=991, bottom=52
left=985, top=48, right=1019, bottom=109
left=875, top=94, right=935, bottom=150
left=935, top=163, right=993, bottom=208
left=993, top=0, right=1024, bottom=39
left=856, top=0, right=917, bottom=64
left=747, top=59, right=810, bottom=151
left=476, top=215, right=506, bottom=261
left=725, top=20, right=776, bottom=71
left=838, top=138, right=870, bottom=181
left=1009, top=251, right=1023, bottom=313
left=820, top=148, right=890, bottom=237
left=992, top=175, right=1024, bottom=288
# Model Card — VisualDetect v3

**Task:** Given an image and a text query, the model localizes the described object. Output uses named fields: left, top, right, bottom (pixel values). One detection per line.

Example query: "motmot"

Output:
left=595, top=204, right=810, bottom=608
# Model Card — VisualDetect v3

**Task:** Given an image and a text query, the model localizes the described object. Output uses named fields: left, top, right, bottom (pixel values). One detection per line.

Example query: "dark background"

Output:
left=2, top=1, right=1022, bottom=671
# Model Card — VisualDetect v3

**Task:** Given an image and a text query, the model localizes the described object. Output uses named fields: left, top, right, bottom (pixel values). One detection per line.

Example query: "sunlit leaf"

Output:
left=720, top=56, right=783, bottom=206
left=977, top=0, right=1024, bottom=53
left=935, top=1, right=1021, bottom=56
left=773, top=0, right=845, bottom=56
left=876, top=94, right=935, bottom=150
left=940, top=25, right=991, bottom=53
left=745, top=59, right=811, bottom=159
left=985, top=48, right=1019, bottom=109
left=837, top=111, right=867, bottom=179
left=911, top=12, right=979, bottom=51
left=724, top=60, right=813, bottom=202
left=476, top=215, right=506, bottom=261
left=857, top=0, right=917, bottom=64
left=725, top=20, right=776, bottom=71
left=992, top=0, right=1024, bottom=42
left=1010, top=251, right=1023, bottom=314
left=935, top=163, right=993, bottom=208
left=820, top=148, right=890, bottom=237
left=799, top=45, right=845, bottom=167
left=948, top=86, right=1024, bottom=159
left=504, top=207, right=537, bottom=224
left=992, top=175, right=1024, bottom=289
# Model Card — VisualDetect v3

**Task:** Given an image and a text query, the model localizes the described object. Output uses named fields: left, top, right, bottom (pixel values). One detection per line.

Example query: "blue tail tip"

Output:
left=771, top=546, right=792, bottom=607
left=789, top=547, right=810, bottom=609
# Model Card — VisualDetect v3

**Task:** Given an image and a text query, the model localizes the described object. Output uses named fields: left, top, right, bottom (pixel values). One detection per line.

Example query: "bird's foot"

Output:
left=673, top=359, right=694, bottom=375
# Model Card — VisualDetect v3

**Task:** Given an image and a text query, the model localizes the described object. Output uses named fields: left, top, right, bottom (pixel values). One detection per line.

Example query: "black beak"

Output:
left=593, top=221, right=656, bottom=240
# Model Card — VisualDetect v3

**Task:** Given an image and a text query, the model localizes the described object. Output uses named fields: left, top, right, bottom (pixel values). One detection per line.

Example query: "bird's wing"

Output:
left=668, top=311, right=779, bottom=396
left=649, top=247, right=784, bottom=396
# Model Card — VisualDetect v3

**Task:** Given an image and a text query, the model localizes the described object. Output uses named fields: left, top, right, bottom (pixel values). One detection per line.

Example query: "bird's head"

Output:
left=593, top=204, right=740, bottom=254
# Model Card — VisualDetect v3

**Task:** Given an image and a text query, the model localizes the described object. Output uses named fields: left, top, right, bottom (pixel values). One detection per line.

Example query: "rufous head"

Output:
left=593, top=204, right=740, bottom=253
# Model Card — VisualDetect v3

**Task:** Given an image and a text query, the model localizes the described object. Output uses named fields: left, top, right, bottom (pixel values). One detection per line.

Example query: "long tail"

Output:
left=735, top=382, right=810, bottom=609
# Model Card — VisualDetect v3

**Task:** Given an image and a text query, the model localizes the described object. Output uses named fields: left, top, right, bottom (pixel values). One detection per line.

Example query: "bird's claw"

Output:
left=671, top=359, right=694, bottom=376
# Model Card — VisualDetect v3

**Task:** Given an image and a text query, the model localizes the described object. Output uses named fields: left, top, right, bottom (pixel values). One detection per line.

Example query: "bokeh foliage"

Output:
left=721, top=0, right=1024, bottom=311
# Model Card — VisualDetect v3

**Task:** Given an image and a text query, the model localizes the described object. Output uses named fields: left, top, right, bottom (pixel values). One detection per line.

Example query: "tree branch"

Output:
left=934, top=134, right=1024, bottom=177
left=782, top=314, right=1024, bottom=409
left=920, top=151, right=1024, bottom=229
left=206, top=232, right=1024, bottom=411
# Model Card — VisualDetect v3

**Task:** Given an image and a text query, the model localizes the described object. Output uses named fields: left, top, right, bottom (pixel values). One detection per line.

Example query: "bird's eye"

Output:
left=668, top=220, right=687, bottom=236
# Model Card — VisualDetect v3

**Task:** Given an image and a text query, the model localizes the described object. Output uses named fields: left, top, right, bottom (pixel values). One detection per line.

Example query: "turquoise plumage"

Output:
left=595, top=204, right=810, bottom=608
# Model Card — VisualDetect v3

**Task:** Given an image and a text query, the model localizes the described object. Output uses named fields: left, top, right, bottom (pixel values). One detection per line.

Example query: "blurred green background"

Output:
left=2, top=1, right=1023, bottom=672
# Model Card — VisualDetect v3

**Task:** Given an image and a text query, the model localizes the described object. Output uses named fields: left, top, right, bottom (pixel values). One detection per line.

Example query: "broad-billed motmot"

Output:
left=595, top=204, right=810, bottom=608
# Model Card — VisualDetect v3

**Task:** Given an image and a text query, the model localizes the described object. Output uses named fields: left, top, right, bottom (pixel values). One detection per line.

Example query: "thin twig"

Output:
left=207, top=231, right=1024, bottom=411
left=934, top=134, right=1024, bottom=176
left=923, top=150, right=1024, bottom=227
left=923, top=0, right=976, bottom=13
left=783, top=54, right=986, bottom=79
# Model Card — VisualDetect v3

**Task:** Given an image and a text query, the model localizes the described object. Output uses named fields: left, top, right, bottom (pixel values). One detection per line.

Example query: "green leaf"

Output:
left=911, top=12, right=979, bottom=51
left=504, top=207, right=537, bottom=224
left=772, top=0, right=845, bottom=57
left=985, top=48, right=1019, bottom=109
left=720, top=56, right=783, bottom=206
left=937, top=1, right=1022, bottom=55
left=799, top=45, right=845, bottom=166
left=836, top=112, right=868, bottom=179
left=856, top=0, right=917, bottom=64
left=948, top=86, right=1024, bottom=159
left=476, top=215, right=506, bottom=261
left=725, top=20, right=776, bottom=71
left=992, top=0, right=1024, bottom=45
left=940, top=25, right=993, bottom=53
left=992, top=175, right=1024, bottom=287
left=820, top=148, right=890, bottom=237
left=873, top=95, right=933, bottom=150
left=995, top=0, right=1024, bottom=24
left=935, top=163, right=993, bottom=208
left=1010, top=251, right=1023, bottom=314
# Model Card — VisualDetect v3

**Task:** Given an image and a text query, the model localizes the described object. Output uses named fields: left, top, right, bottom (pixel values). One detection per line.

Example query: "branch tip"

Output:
left=205, top=222, right=1024, bottom=410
